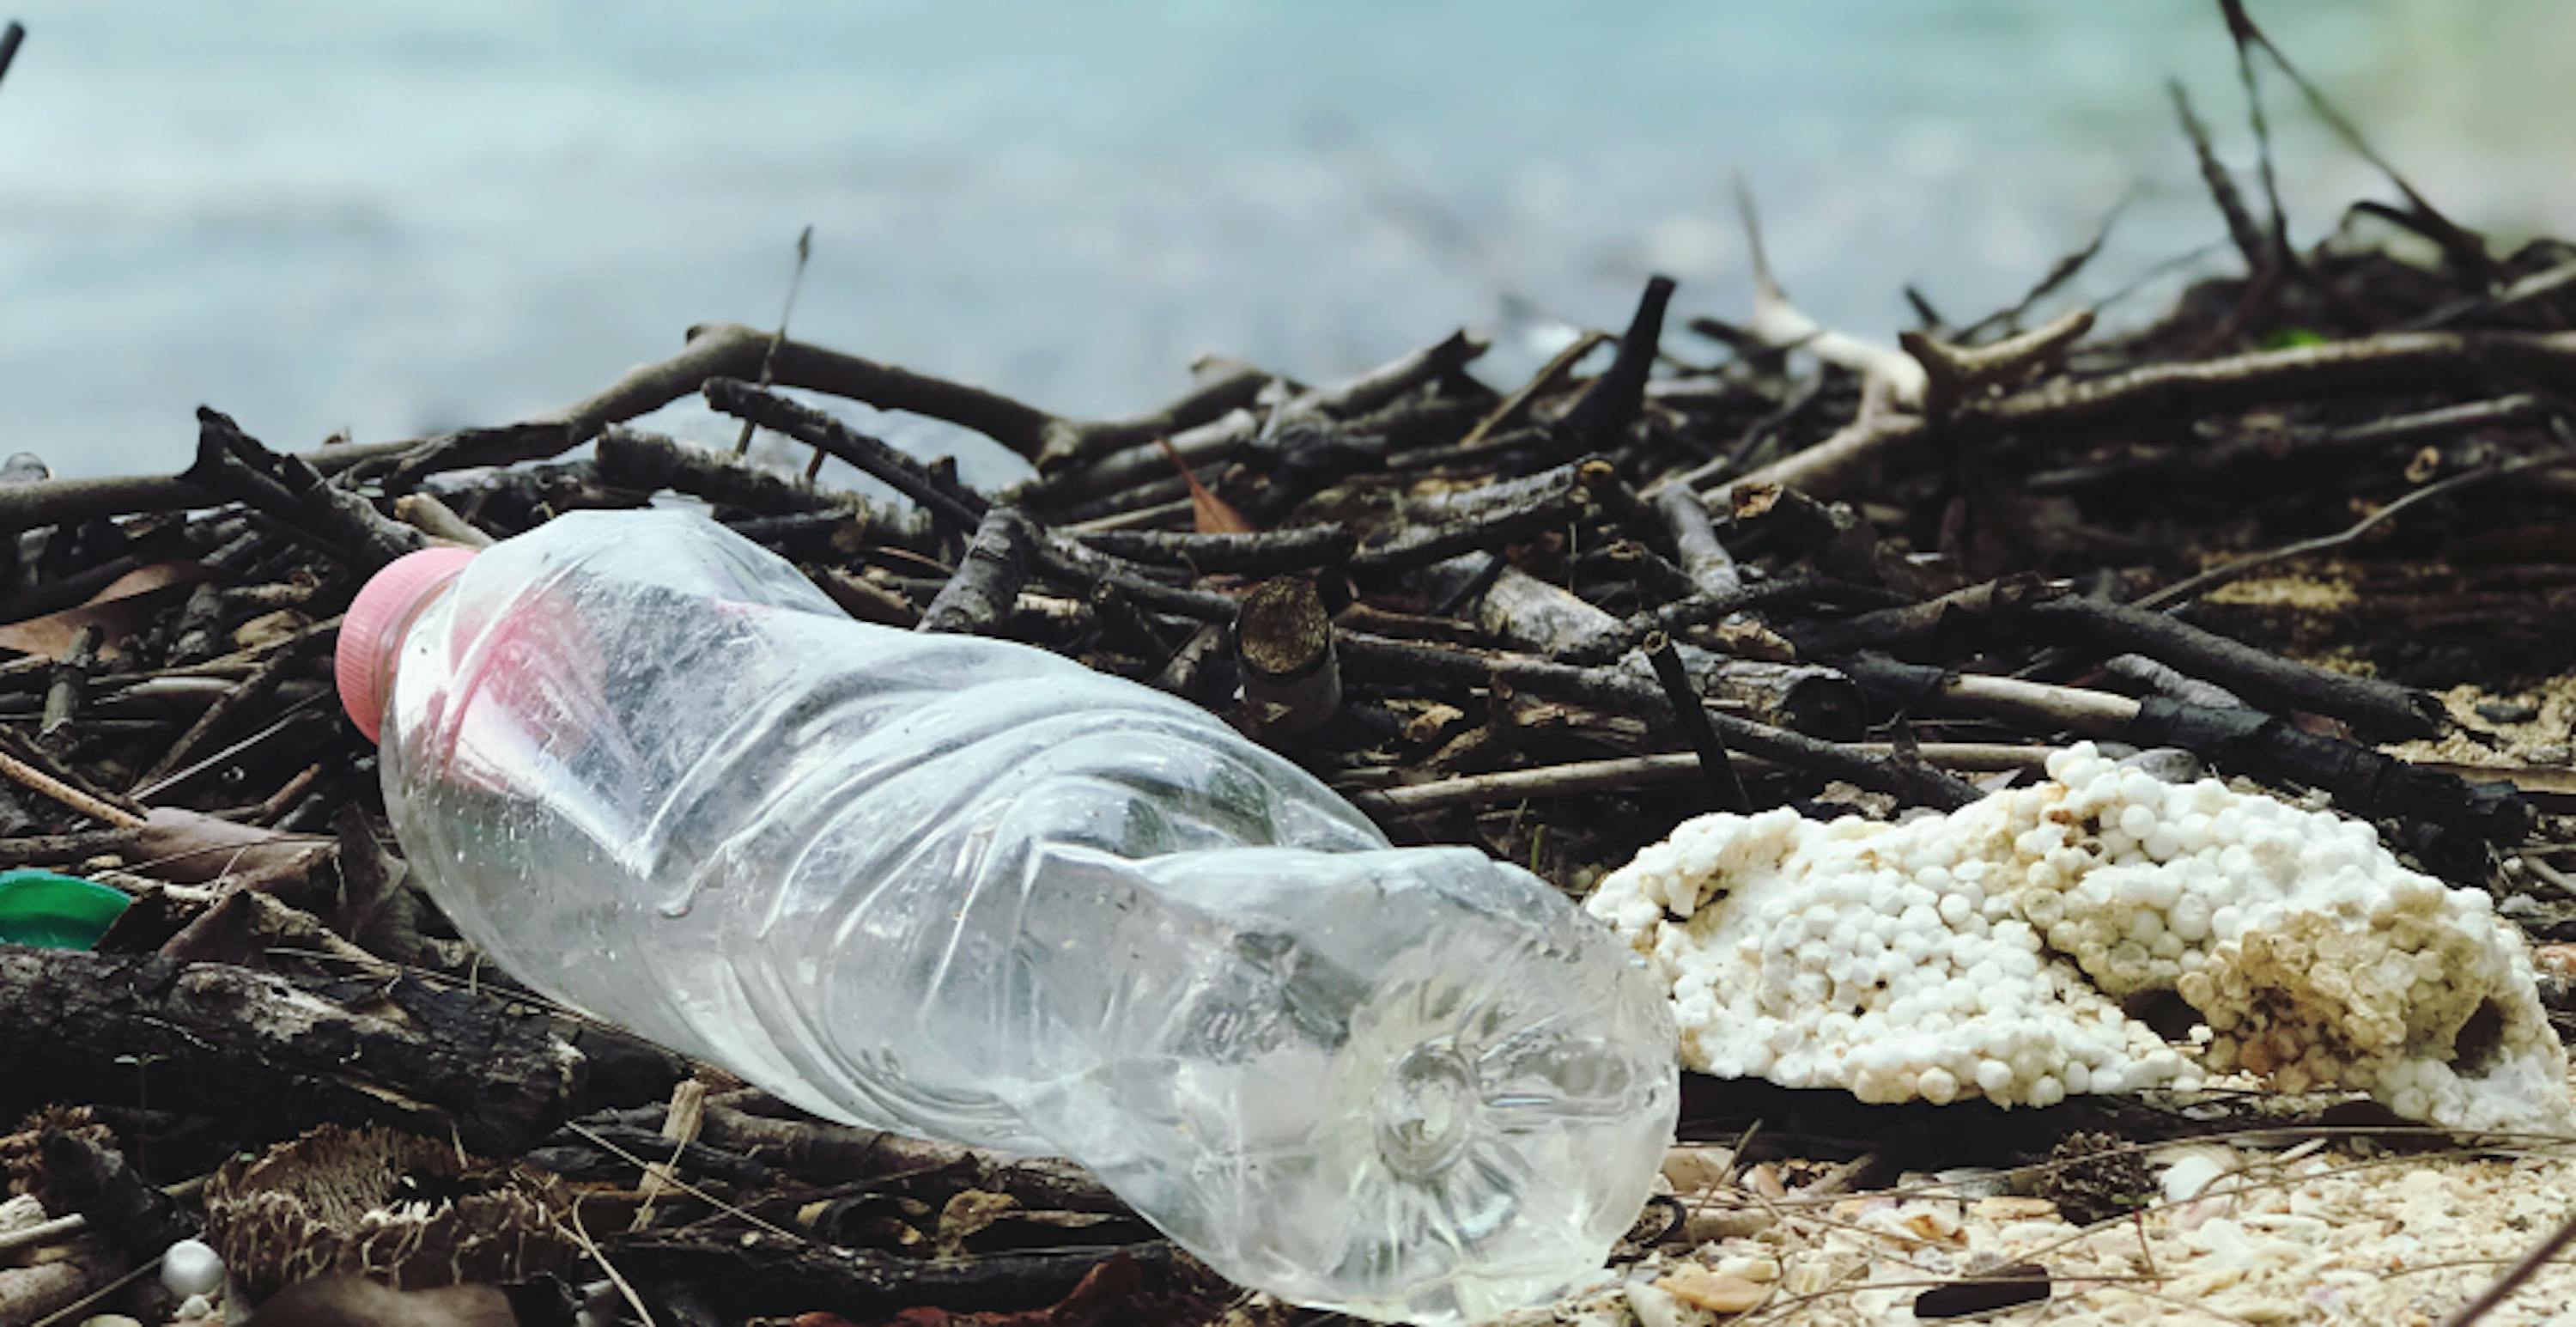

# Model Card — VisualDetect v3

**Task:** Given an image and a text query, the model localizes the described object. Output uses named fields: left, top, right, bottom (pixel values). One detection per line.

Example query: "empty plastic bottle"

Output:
left=335, top=508, right=1676, bottom=1324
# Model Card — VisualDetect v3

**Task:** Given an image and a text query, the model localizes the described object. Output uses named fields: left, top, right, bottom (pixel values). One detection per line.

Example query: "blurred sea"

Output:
left=3, top=1, right=2573, bottom=487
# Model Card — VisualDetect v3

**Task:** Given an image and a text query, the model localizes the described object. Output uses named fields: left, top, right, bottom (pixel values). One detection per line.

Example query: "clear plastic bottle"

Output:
left=336, top=509, right=1676, bottom=1324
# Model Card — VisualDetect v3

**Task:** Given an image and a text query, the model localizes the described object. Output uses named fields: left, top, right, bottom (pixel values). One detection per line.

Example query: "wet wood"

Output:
left=0, top=949, right=583, bottom=1154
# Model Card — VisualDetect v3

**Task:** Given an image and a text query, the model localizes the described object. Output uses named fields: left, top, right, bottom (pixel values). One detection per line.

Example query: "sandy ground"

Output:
left=1510, top=1085, right=2576, bottom=1326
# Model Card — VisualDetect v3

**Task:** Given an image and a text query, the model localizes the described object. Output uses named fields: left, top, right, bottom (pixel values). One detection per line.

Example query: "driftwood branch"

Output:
left=1021, top=330, right=1488, bottom=508
left=1236, top=578, right=1341, bottom=734
left=1900, top=307, right=2095, bottom=415
left=1028, top=361, right=1277, bottom=472
left=380, top=322, right=1086, bottom=481
left=1559, top=572, right=1871, bottom=667
left=1735, top=180, right=1930, bottom=406
left=1455, top=330, right=1612, bottom=451
left=2171, top=79, right=2272, bottom=276
left=1074, top=525, right=1355, bottom=575
left=608, top=1232, right=1174, bottom=1322
left=1783, top=576, right=2049, bottom=658
left=1955, top=331, right=2576, bottom=432
left=679, top=394, right=1244, bottom=626
left=1656, top=484, right=1741, bottom=594
left=1644, top=633, right=1749, bottom=813
left=1955, top=196, right=2126, bottom=343
left=1469, top=562, right=1862, bottom=737
left=0, top=949, right=583, bottom=1154
left=1552, top=275, right=1674, bottom=452
left=1662, top=331, right=2576, bottom=509
left=1030, top=539, right=1242, bottom=624
left=2009, top=595, right=2443, bottom=740
left=1352, top=457, right=1608, bottom=573
left=919, top=508, right=1042, bottom=636
left=1687, top=412, right=1933, bottom=506
left=343, top=322, right=1265, bottom=493
left=597, top=426, right=855, bottom=515
left=1796, top=576, right=2439, bottom=739
left=2025, top=393, right=2545, bottom=493
left=2129, top=698, right=2528, bottom=867
left=1025, top=406, right=1255, bottom=513
left=191, top=408, right=428, bottom=570
left=1352, top=744, right=2052, bottom=816
left=703, top=378, right=991, bottom=531
left=130, top=623, right=332, bottom=793
left=2219, top=0, right=2498, bottom=280
left=389, top=492, right=495, bottom=547
left=38, top=624, right=103, bottom=748
left=0, top=442, right=418, bottom=530
left=0, top=826, right=143, bottom=867
left=1836, top=652, right=2142, bottom=739
left=1340, top=632, right=1978, bottom=808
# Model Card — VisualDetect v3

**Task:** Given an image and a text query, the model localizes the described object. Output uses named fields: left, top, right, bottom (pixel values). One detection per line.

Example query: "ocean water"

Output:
left=3, top=2, right=2573, bottom=489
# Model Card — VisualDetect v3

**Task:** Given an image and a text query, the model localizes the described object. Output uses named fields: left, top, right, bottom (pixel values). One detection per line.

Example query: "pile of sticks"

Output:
left=5, top=4, right=2576, bottom=1318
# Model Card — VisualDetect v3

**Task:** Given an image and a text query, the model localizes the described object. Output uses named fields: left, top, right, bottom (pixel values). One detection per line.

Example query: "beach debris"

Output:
left=1589, top=743, right=2573, bottom=1129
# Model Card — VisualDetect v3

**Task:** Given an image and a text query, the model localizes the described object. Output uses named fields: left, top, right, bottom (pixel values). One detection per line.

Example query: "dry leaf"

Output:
left=234, top=607, right=314, bottom=650
left=0, top=561, right=223, bottom=657
left=1395, top=700, right=1467, bottom=745
left=934, top=1188, right=1019, bottom=1257
left=1157, top=436, right=1254, bottom=534
left=135, top=807, right=333, bottom=884
left=1899, top=1207, right=1963, bottom=1242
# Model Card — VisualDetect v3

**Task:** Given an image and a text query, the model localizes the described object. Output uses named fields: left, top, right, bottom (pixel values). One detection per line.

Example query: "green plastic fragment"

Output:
left=2260, top=326, right=2329, bottom=350
left=0, top=869, right=132, bottom=949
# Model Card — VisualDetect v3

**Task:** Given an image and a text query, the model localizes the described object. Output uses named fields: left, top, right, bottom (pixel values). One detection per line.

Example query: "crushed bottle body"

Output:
left=361, top=510, right=1676, bottom=1324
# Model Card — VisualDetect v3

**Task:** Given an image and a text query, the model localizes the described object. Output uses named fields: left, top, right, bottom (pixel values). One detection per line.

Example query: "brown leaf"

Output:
left=0, top=561, right=223, bottom=658
left=1157, top=437, right=1255, bottom=534
left=134, top=807, right=333, bottom=885
left=235, top=607, right=316, bottom=650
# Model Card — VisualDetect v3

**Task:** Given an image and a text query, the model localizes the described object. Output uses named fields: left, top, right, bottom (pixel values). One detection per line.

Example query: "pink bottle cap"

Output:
left=337, top=545, right=479, bottom=743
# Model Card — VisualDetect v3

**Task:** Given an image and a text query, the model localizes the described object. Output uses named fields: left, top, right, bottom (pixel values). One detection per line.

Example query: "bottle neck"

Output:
left=337, top=545, right=479, bottom=744
left=364, top=571, right=460, bottom=736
